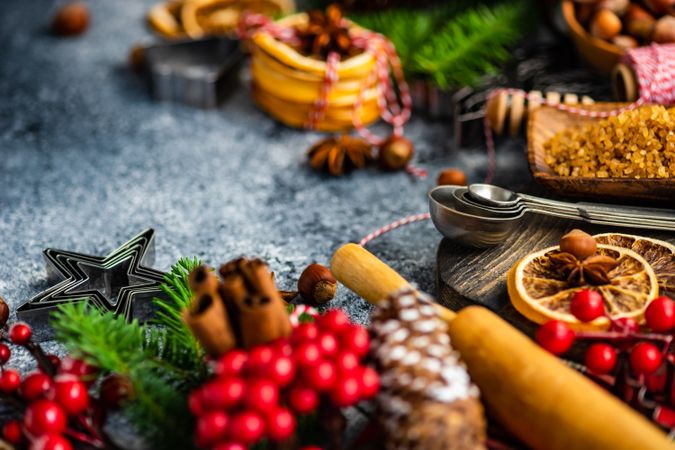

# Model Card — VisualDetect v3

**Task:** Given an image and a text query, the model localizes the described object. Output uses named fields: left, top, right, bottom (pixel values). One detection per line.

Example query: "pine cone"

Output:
left=370, top=287, right=486, bottom=450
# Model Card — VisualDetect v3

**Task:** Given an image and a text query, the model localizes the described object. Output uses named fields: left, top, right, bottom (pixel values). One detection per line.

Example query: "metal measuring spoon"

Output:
left=468, top=184, right=675, bottom=225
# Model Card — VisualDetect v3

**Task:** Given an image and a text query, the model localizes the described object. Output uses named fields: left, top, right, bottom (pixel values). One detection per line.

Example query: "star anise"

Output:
left=294, top=4, right=358, bottom=59
left=307, top=134, right=373, bottom=176
left=549, top=252, right=619, bottom=286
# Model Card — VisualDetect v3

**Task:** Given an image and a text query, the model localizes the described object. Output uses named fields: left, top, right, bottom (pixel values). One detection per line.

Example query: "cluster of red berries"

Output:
left=536, top=291, right=675, bottom=376
left=0, top=323, right=103, bottom=450
left=188, top=309, right=380, bottom=450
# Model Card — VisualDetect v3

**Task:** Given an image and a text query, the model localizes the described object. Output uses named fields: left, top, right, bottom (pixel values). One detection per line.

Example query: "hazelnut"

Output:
left=100, top=374, right=135, bottom=409
left=437, top=168, right=467, bottom=186
left=590, top=9, right=622, bottom=40
left=559, top=229, right=597, bottom=260
left=52, top=2, right=89, bottom=36
left=378, top=136, right=414, bottom=171
left=644, top=0, right=675, bottom=15
left=652, top=15, right=675, bottom=43
left=625, top=4, right=655, bottom=40
left=597, top=0, right=629, bottom=16
left=298, top=264, right=337, bottom=305
left=0, top=297, right=8, bottom=328
left=611, top=34, right=638, bottom=50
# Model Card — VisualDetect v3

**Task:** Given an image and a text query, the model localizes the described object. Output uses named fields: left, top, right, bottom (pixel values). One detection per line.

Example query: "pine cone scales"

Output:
left=370, top=287, right=486, bottom=450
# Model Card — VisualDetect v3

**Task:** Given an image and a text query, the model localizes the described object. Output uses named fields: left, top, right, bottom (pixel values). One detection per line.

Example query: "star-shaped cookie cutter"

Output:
left=17, top=229, right=168, bottom=340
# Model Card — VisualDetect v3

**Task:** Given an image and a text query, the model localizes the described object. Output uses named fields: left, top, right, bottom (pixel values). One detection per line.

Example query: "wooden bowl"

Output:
left=562, top=0, right=625, bottom=74
left=528, top=103, right=675, bottom=202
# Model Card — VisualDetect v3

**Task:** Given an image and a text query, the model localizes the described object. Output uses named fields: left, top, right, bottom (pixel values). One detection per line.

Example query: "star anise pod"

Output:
left=308, top=134, right=373, bottom=176
left=295, top=4, right=357, bottom=59
left=549, top=252, right=619, bottom=285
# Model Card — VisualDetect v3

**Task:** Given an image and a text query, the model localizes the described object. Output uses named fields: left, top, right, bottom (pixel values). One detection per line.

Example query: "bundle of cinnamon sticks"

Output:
left=183, top=258, right=292, bottom=355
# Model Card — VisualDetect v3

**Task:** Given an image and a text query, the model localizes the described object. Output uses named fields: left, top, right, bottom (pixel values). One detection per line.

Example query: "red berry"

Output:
left=610, top=317, right=640, bottom=334
left=300, top=447, right=323, bottom=450
left=295, top=342, right=321, bottom=366
left=59, top=358, right=99, bottom=386
left=570, top=290, right=605, bottom=322
left=24, top=400, right=67, bottom=436
left=2, top=419, right=22, bottom=444
left=630, top=342, right=663, bottom=375
left=330, top=376, right=361, bottom=407
left=271, top=338, right=292, bottom=357
left=317, top=333, right=339, bottom=357
left=304, top=360, right=337, bottom=391
left=202, top=378, right=245, bottom=411
left=335, top=352, right=359, bottom=375
left=247, top=346, right=275, bottom=376
left=229, top=411, right=266, bottom=444
left=53, top=376, right=89, bottom=415
left=244, top=379, right=279, bottom=412
left=535, top=321, right=576, bottom=355
left=645, top=296, right=675, bottom=332
left=215, top=350, right=248, bottom=377
left=213, top=443, right=246, bottom=450
left=584, top=344, right=617, bottom=374
left=339, top=325, right=370, bottom=357
left=188, top=390, right=204, bottom=416
left=358, top=367, right=380, bottom=399
left=288, top=384, right=319, bottom=414
left=266, top=407, right=296, bottom=442
left=0, top=369, right=21, bottom=393
left=0, top=344, right=11, bottom=365
left=30, top=434, right=73, bottom=450
left=292, top=323, right=319, bottom=344
left=21, top=372, right=55, bottom=401
left=268, top=356, right=296, bottom=387
left=195, top=411, right=229, bottom=447
left=9, top=323, right=32, bottom=345
left=318, top=310, right=350, bottom=334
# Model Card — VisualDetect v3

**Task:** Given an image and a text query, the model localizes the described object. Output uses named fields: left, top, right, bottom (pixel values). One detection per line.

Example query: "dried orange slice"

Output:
left=507, top=244, right=658, bottom=330
left=594, top=233, right=675, bottom=299
left=147, top=1, right=186, bottom=39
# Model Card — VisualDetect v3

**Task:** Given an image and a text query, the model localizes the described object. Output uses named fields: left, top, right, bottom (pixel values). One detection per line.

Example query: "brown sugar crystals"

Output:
left=543, top=105, right=675, bottom=179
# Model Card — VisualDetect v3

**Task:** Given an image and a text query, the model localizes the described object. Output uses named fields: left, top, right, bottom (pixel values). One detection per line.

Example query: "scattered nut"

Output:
left=611, top=34, right=639, bottom=50
left=590, top=9, right=622, bottom=40
left=560, top=229, right=597, bottom=260
left=378, top=136, right=414, bottom=171
left=625, top=4, right=656, bottom=40
left=437, top=168, right=467, bottom=186
left=298, top=264, right=337, bottom=305
left=644, top=0, right=675, bottom=15
left=652, top=15, right=675, bottom=43
left=598, top=0, right=629, bottom=16
left=52, top=2, right=90, bottom=36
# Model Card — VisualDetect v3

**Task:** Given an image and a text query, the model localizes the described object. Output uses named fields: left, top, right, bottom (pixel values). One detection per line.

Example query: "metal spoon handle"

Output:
left=524, top=206, right=675, bottom=231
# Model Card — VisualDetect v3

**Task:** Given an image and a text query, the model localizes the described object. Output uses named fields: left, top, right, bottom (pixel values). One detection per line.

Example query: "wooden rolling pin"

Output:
left=331, top=243, right=673, bottom=450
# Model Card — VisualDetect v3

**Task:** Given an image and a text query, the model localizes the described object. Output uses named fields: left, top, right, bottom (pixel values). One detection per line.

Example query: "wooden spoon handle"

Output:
left=330, top=243, right=456, bottom=322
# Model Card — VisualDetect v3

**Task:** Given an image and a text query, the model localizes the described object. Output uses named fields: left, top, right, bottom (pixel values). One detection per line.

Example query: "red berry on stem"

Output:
left=570, top=290, right=605, bottom=322
left=266, top=407, right=296, bottom=442
left=247, top=346, right=274, bottom=376
left=272, top=338, right=293, bottom=357
left=585, top=343, right=618, bottom=374
left=30, top=434, right=73, bottom=450
left=215, top=350, right=248, bottom=377
left=59, top=358, right=99, bottom=386
left=288, top=384, right=319, bottom=414
left=535, top=321, right=576, bottom=355
left=2, top=419, right=22, bottom=444
left=335, top=352, right=359, bottom=375
left=292, top=323, right=319, bottom=344
left=195, top=411, right=229, bottom=447
left=54, top=376, right=89, bottom=415
left=645, top=296, right=675, bottom=332
left=0, top=344, right=11, bottom=364
left=358, top=367, right=380, bottom=399
left=9, top=323, right=32, bottom=345
left=21, top=372, right=55, bottom=401
left=300, top=447, right=323, bottom=450
left=294, top=342, right=321, bottom=366
left=24, top=400, right=67, bottom=436
left=188, top=390, right=204, bottom=416
left=202, top=378, right=245, bottom=411
left=268, top=355, right=296, bottom=387
left=339, top=325, right=370, bottom=357
left=317, top=333, right=339, bottom=357
left=304, top=360, right=337, bottom=391
left=213, top=444, right=246, bottom=450
left=229, top=411, right=266, bottom=445
left=318, top=310, right=350, bottom=334
left=630, top=342, right=663, bottom=375
left=0, top=369, right=21, bottom=393
left=244, top=379, right=279, bottom=412
left=330, top=376, right=361, bottom=407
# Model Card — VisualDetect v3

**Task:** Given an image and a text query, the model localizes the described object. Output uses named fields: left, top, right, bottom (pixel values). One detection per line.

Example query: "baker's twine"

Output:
left=238, top=12, right=426, bottom=178
left=359, top=44, right=675, bottom=246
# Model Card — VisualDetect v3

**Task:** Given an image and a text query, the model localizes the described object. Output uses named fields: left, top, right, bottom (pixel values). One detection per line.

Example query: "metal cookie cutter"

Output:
left=144, top=37, right=244, bottom=109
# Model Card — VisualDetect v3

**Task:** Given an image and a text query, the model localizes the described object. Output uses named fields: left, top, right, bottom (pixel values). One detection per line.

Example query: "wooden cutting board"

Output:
left=435, top=214, right=675, bottom=336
